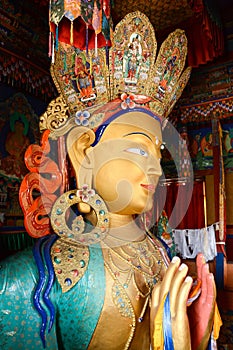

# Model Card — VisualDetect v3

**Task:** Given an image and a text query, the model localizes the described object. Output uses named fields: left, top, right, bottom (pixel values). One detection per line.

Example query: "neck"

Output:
left=103, top=212, right=146, bottom=246
left=109, top=212, right=134, bottom=228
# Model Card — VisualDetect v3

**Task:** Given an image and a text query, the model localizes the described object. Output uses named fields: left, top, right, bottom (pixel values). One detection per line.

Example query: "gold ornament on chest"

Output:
left=103, top=236, right=163, bottom=320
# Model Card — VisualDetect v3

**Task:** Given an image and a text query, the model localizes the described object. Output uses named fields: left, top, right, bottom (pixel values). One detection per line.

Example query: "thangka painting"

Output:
left=0, top=93, right=39, bottom=222
left=187, top=126, right=213, bottom=171
left=183, top=120, right=233, bottom=172
left=222, top=121, right=233, bottom=172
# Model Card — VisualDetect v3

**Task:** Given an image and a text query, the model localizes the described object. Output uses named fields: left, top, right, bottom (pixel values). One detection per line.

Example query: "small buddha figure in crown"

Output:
left=124, top=34, right=142, bottom=82
left=72, top=56, right=95, bottom=100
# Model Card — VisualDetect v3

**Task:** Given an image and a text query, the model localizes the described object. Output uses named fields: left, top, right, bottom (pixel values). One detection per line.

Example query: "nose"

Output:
left=146, top=155, right=162, bottom=177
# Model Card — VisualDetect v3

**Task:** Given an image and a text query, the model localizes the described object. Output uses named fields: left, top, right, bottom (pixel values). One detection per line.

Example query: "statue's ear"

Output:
left=66, top=126, right=96, bottom=185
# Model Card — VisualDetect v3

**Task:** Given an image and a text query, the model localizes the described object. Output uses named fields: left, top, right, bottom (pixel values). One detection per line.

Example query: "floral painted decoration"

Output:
left=120, top=93, right=136, bottom=109
left=75, top=110, right=91, bottom=126
left=77, top=184, right=96, bottom=202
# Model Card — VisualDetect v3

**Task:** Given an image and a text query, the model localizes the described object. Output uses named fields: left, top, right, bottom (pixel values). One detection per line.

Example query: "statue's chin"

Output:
left=109, top=198, right=154, bottom=216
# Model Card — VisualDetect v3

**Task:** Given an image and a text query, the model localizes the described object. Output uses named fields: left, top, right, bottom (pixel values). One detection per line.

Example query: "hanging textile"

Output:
left=173, top=223, right=218, bottom=262
left=155, top=180, right=205, bottom=230
left=49, top=0, right=112, bottom=52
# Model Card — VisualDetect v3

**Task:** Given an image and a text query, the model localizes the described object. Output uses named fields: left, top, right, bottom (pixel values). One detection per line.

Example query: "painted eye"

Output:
left=125, top=148, right=148, bottom=157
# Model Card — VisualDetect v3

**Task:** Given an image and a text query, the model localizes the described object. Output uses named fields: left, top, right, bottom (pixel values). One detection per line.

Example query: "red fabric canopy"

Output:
left=185, top=4, right=224, bottom=67
left=50, top=18, right=110, bottom=51
left=157, top=0, right=224, bottom=68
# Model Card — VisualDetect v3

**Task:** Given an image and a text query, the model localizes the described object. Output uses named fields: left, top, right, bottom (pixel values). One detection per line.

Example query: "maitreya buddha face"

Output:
left=89, top=111, right=163, bottom=215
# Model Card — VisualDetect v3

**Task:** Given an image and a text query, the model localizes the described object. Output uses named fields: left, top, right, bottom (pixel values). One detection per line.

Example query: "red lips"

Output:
left=140, top=184, right=156, bottom=192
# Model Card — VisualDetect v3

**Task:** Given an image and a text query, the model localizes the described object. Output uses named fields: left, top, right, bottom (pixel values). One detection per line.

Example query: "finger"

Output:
left=151, top=282, right=161, bottom=309
left=151, top=282, right=161, bottom=320
left=200, top=264, right=212, bottom=304
left=169, top=263, right=189, bottom=317
left=199, top=263, right=209, bottom=304
left=206, top=273, right=216, bottom=307
left=176, top=275, right=193, bottom=317
left=160, top=256, right=181, bottom=298
left=196, top=253, right=206, bottom=280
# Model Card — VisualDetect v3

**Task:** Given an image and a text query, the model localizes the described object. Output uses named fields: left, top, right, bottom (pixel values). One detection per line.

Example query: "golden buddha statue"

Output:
left=0, top=9, right=221, bottom=350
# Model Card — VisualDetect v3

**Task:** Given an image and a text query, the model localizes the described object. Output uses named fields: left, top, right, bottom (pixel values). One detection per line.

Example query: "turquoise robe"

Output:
left=0, top=245, right=105, bottom=350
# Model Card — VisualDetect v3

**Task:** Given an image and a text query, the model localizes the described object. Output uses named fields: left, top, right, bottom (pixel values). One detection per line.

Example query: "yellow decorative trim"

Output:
left=102, top=234, right=165, bottom=349
left=39, top=94, right=69, bottom=136
left=213, top=302, right=223, bottom=340
left=153, top=293, right=167, bottom=350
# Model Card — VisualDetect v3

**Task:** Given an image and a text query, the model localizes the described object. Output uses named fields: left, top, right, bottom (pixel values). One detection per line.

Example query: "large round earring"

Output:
left=50, top=185, right=109, bottom=245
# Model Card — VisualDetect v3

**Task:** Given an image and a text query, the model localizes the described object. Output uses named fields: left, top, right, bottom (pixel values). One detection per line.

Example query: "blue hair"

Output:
left=92, top=106, right=162, bottom=146
left=33, top=233, right=58, bottom=348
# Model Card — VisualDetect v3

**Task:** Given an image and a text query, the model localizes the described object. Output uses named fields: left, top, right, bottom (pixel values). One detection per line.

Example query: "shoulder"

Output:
left=0, top=248, right=38, bottom=294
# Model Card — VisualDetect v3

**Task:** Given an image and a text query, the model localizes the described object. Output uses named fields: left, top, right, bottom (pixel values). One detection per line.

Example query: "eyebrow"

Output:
left=123, top=132, right=153, bottom=142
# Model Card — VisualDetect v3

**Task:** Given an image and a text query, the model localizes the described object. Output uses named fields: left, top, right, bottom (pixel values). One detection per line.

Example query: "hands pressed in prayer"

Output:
left=151, top=253, right=216, bottom=350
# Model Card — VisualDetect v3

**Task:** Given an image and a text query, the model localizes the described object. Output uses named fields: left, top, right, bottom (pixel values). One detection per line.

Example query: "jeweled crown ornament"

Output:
left=21, top=4, right=192, bottom=241
left=40, top=8, right=191, bottom=137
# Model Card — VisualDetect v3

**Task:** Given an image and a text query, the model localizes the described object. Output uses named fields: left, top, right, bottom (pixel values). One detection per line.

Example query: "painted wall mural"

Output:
left=0, top=93, right=39, bottom=223
left=187, top=125, right=214, bottom=171
left=161, top=118, right=233, bottom=175
left=222, top=121, right=233, bottom=171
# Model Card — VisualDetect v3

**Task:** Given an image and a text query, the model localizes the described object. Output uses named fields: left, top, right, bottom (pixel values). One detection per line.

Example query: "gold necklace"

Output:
left=104, top=260, right=136, bottom=350
left=119, top=240, right=154, bottom=273
left=108, top=250, right=133, bottom=289
left=102, top=235, right=165, bottom=349
left=104, top=257, right=152, bottom=348
left=105, top=235, right=163, bottom=288
left=108, top=247, right=151, bottom=298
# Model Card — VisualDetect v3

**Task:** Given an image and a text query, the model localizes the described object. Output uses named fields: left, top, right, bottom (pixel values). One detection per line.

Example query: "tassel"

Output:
left=95, top=33, right=98, bottom=57
left=105, top=41, right=109, bottom=67
left=64, top=52, right=67, bottom=71
left=90, top=57, right=93, bottom=75
left=55, top=25, right=59, bottom=51
left=52, top=34, right=55, bottom=64
left=86, top=24, right=89, bottom=56
left=138, top=294, right=150, bottom=322
left=70, top=21, right=73, bottom=45
left=75, top=54, right=78, bottom=75
left=48, top=31, right=52, bottom=57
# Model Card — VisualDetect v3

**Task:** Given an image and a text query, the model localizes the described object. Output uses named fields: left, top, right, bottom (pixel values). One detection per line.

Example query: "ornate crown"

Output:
left=40, top=11, right=191, bottom=138
left=20, top=11, right=192, bottom=240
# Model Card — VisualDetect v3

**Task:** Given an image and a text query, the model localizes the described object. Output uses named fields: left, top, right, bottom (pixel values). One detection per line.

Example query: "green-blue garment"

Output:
left=0, top=245, right=105, bottom=349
